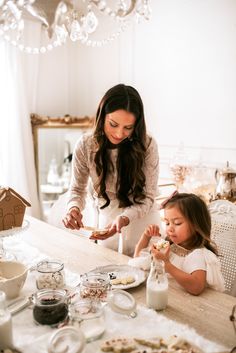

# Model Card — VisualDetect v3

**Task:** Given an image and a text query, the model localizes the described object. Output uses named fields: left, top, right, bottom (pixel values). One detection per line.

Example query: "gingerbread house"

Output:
left=0, top=187, right=31, bottom=231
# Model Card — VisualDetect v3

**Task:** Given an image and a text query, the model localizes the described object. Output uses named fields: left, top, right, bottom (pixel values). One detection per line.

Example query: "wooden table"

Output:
left=21, top=216, right=235, bottom=350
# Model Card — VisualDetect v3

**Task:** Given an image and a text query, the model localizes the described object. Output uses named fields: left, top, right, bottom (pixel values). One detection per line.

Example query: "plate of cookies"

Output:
left=90, top=264, right=146, bottom=290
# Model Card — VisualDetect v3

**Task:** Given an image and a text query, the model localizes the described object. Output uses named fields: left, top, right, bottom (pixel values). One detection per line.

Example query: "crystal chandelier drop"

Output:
left=0, top=0, right=151, bottom=54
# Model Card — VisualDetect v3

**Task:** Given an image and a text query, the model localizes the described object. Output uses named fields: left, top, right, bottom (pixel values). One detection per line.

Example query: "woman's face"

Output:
left=164, top=205, right=193, bottom=247
left=104, top=109, right=136, bottom=145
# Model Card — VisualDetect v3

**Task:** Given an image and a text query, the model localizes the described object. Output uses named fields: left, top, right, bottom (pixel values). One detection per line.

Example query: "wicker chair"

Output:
left=208, top=200, right=236, bottom=296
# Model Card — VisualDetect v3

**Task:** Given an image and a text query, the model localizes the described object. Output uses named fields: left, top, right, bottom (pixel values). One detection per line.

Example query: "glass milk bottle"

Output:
left=0, top=290, right=13, bottom=349
left=146, top=260, right=168, bottom=310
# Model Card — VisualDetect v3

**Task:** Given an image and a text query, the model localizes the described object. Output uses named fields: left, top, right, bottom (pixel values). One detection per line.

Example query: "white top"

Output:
left=169, top=246, right=225, bottom=292
left=67, top=132, right=159, bottom=222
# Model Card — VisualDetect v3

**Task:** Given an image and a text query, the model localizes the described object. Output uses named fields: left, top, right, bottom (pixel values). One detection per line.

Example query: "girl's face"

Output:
left=104, top=109, right=135, bottom=145
left=164, top=205, right=193, bottom=247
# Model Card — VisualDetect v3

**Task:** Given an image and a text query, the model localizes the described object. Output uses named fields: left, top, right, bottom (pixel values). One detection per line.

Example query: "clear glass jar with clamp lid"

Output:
left=35, top=260, right=65, bottom=290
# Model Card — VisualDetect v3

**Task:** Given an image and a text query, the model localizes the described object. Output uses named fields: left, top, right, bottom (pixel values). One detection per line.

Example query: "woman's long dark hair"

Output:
left=93, top=84, right=148, bottom=209
left=164, top=193, right=218, bottom=254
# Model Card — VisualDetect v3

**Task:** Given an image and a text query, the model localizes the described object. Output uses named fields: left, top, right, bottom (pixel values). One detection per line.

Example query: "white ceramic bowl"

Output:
left=0, top=261, right=28, bottom=299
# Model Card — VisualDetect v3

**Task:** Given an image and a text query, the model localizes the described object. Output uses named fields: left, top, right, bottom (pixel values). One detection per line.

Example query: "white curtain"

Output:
left=0, top=35, right=41, bottom=218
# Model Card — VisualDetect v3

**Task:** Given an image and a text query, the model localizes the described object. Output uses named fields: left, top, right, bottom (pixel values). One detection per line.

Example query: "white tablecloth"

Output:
left=3, top=235, right=226, bottom=353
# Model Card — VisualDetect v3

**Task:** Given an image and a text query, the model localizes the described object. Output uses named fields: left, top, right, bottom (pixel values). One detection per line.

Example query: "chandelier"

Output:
left=0, top=0, right=151, bottom=53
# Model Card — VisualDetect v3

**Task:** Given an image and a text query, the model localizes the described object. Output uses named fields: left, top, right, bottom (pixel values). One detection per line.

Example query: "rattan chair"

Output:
left=208, top=200, right=236, bottom=296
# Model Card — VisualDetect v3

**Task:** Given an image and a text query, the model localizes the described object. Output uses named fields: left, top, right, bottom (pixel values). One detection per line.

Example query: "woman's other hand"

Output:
left=108, top=215, right=130, bottom=234
left=89, top=215, right=129, bottom=240
left=62, top=207, right=83, bottom=230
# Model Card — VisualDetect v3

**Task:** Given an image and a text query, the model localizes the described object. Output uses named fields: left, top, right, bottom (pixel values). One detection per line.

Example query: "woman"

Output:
left=62, top=84, right=160, bottom=256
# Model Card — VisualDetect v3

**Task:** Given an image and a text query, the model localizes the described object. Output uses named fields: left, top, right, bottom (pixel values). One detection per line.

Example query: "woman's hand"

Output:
left=62, top=207, right=83, bottom=230
left=143, top=224, right=160, bottom=239
left=108, top=215, right=130, bottom=234
left=151, top=243, right=170, bottom=263
left=89, top=215, right=129, bottom=241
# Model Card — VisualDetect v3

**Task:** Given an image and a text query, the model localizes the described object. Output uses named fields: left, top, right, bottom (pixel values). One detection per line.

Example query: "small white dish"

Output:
left=0, top=261, right=28, bottom=299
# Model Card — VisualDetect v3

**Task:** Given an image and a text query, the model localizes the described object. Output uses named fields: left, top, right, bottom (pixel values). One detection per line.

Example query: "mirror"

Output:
left=31, top=113, right=94, bottom=219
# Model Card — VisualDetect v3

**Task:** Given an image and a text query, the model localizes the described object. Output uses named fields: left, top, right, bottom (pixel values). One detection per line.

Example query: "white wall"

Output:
left=23, top=0, right=236, bottom=181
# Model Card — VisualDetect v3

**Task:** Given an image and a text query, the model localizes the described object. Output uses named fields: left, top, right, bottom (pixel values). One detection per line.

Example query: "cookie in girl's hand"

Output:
left=153, top=239, right=169, bottom=252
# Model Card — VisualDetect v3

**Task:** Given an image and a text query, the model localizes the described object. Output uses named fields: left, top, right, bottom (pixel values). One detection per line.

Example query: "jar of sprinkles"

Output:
left=79, top=272, right=110, bottom=302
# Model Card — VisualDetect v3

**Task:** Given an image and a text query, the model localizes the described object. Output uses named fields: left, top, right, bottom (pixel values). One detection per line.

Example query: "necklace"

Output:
left=171, top=243, right=193, bottom=257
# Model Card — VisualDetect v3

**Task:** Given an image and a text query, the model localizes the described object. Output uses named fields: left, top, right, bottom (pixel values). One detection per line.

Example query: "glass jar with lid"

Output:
left=32, top=288, right=69, bottom=326
left=79, top=272, right=110, bottom=302
left=35, top=260, right=65, bottom=290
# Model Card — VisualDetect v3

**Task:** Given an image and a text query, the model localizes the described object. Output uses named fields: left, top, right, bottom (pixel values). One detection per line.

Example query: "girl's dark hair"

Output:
left=93, top=84, right=147, bottom=209
left=164, top=193, right=218, bottom=254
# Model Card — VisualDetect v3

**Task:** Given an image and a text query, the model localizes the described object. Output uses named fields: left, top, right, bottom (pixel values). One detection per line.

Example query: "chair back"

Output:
left=208, top=200, right=236, bottom=295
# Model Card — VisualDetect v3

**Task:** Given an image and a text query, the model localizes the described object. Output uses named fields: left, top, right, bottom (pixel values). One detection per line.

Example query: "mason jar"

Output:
left=32, top=288, right=69, bottom=326
left=35, top=260, right=65, bottom=290
left=79, top=272, right=110, bottom=302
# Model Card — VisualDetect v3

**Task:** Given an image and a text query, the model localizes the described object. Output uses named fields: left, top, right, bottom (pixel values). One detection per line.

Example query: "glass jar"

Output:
left=169, top=143, right=192, bottom=191
left=0, top=291, right=13, bottom=350
left=79, top=272, right=110, bottom=302
left=146, top=260, right=168, bottom=311
left=32, top=289, right=69, bottom=326
left=69, top=298, right=105, bottom=342
left=35, top=260, right=65, bottom=290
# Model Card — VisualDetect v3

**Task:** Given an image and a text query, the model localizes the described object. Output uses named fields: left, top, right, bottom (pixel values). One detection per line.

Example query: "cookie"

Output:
left=101, top=337, right=137, bottom=352
left=132, top=349, right=154, bottom=353
left=154, top=239, right=169, bottom=251
left=110, top=276, right=135, bottom=286
left=134, top=338, right=161, bottom=349
left=161, top=336, right=202, bottom=353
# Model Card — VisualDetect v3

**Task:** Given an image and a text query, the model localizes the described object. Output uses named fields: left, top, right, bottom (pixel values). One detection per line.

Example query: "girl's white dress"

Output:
left=169, top=244, right=225, bottom=292
left=129, top=243, right=225, bottom=292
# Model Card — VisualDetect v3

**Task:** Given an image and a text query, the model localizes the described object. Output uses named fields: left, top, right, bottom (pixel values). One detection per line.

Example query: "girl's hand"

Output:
left=62, top=207, right=83, bottom=230
left=143, top=224, right=160, bottom=239
left=151, top=243, right=170, bottom=263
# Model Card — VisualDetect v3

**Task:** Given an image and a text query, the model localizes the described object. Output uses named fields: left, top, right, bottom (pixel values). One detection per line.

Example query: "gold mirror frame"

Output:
left=31, top=113, right=95, bottom=195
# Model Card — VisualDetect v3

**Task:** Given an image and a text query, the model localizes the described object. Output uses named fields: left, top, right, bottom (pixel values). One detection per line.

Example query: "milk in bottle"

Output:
left=146, top=260, right=168, bottom=310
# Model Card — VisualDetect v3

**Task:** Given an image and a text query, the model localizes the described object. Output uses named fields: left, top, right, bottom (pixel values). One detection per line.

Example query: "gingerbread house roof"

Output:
left=0, top=187, right=31, bottom=206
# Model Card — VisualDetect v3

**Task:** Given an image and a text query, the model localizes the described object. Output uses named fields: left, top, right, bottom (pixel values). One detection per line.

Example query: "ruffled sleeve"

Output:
left=203, top=248, right=225, bottom=292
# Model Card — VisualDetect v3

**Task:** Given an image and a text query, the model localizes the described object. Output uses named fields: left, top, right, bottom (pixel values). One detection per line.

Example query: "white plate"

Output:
left=90, top=264, right=146, bottom=290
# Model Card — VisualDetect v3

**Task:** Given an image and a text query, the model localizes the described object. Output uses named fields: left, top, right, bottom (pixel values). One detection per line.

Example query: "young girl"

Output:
left=134, top=192, right=225, bottom=295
